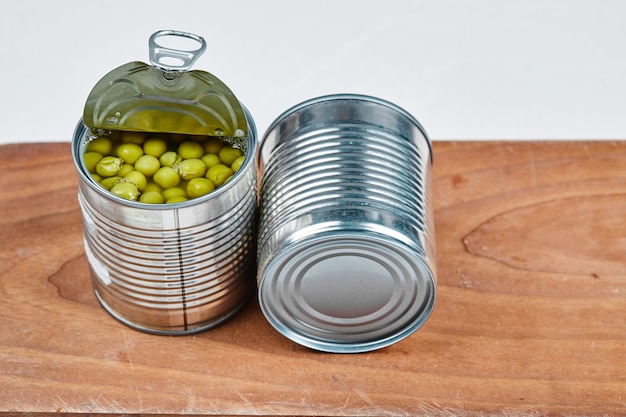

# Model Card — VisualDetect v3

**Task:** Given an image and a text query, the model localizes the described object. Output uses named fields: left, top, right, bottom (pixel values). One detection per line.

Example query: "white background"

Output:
left=1, top=0, right=625, bottom=145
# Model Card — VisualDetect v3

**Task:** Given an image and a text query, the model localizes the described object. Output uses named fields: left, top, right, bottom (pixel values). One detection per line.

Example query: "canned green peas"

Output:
left=85, top=130, right=245, bottom=204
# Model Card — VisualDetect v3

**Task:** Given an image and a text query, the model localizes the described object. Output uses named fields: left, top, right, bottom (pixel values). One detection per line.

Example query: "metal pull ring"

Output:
left=149, top=30, right=207, bottom=72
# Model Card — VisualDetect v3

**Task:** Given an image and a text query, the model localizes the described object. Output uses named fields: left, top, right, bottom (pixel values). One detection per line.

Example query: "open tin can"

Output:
left=257, top=94, right=437, bottom=352
left=71, top=31, right=257, bottom=334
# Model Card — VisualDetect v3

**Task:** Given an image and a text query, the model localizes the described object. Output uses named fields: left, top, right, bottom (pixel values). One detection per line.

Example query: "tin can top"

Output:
left=82, top=30, right=247, bottom=142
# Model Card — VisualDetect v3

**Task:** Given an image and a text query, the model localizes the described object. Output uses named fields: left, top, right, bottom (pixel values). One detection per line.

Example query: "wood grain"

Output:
left=1, top=141, right=625, bottom=416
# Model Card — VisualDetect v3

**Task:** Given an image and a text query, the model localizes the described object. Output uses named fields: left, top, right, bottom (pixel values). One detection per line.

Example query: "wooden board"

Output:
left=1, top=141, right=625, bottom=416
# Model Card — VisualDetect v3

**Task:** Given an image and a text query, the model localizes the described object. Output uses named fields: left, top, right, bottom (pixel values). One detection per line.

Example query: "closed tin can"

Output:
left=71, top=31, right=257, bottom=334
left=257, top=94, right=437, bottom=352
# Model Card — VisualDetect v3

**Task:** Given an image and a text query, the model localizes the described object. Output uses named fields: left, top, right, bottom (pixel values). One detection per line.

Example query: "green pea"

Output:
left=177, top=158, right=206, bottom=180
left=144, top=181, right=163, bottom=193
left=87, top=137, right=113, bottom=155
left=86, top=129, right=246, bottom=204
left=178, top=141, right=204, bottom=159
left=117, top=143, right=144, bottom=164
left=123, top=171, right=148, bottom=192
left=99, top=176, right=121, bottom=190
left=143, top=138, right=167, bottom=158
left=203, top=138, right=224, bottom=154
left=162, top=187, right=187, bottom=201
left=110, top=182, right=140, bottom=201
left=166, top=196, right=188, bottom=204
left=201, top=153, right=220, bottom=169
left=206, top=164, right=234, bottom=186
left=118, top=163, right=134, bottom=177
left=159, top=151, right=181, bottom=168
left=231, top=155, right=246, bottom=172
left=187, top=178, right=215, bottom=198
left=153, top=166, right=180, bottom=189
left=96, top=156, right=122, bottom=177
left=83, top=151, right=103, bottom=173
left=139, top=191, right=165, bottom=204
left=134, top=154, right=161, bottom=177
left=219, top=145, right=243, bottom=165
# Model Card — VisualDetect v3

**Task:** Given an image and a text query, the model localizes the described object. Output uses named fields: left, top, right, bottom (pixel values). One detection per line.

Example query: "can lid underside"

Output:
left=258, top=232, right=436, bottom=353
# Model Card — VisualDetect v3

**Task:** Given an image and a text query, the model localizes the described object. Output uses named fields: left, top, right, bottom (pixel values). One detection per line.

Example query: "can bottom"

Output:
left=258, top=232, right=436, bottom=353
left=93, top=286, right=254, bottom=336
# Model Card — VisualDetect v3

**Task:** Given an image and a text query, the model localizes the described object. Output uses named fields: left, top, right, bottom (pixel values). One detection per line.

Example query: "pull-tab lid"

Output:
left=83, top=30, right=247, bottom=141
left=148, top=30, right=206, bottom=72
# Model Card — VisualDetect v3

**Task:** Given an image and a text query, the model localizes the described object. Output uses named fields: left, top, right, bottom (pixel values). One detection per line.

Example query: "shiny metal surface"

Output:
left=257, top=94, right=436, bottom=353
left=71, top=109, right=257, bottom=335
left=149, top=30, right=206, bottom=72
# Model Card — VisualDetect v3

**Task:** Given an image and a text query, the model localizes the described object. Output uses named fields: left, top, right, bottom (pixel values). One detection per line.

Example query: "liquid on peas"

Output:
left=83, top=130, right=245, bottom=204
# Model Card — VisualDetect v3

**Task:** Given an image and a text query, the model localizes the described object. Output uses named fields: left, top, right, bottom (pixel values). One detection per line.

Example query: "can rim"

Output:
left=257, top=93, right=433, bottom=173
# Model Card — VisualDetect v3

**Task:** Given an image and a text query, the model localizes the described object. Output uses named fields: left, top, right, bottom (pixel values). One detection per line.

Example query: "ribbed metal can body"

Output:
left=71, top=110, right=257, bottom=335
left=257, top=94, right=436, bottom=353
